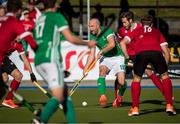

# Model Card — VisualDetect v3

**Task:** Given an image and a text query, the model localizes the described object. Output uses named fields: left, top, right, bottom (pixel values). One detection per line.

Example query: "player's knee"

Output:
left=145, top=69, right=153, bottom=77
left=133, top=74, right=141, bottom=82
left=2, top=73, right=9, bottom=83
left=160, top=72, right=169, bottom=80
left=14, top=71, right=23, bottom=82
left=51, top=87, right=64, bottom=101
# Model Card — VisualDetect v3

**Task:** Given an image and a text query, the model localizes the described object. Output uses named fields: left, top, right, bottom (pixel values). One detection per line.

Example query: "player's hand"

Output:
left=97, top=51, right=103, bottom=59
left=64, top=70, right=71, bottom=78
left=30, top=73, right=37, bottom=82
left=88, top=40, right=96, bottom=48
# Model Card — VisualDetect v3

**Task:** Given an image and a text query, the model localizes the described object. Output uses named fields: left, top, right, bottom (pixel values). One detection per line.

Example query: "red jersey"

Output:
left=6, top=42, right=24, bottom=55
left=28, top=7, right=41, bottom=22
left=125, top=26, right=167, bottom=54
left=0, top=13, right=37, bottom=63
left=21, top=19, right=35, bottom=31
left=118, top=23, right=142, bottom=56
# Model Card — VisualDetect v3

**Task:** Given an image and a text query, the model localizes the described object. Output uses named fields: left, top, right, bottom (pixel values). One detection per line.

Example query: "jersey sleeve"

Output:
left=14, top=42, right=25, bottom=54
left=105, top=28, right=114, bottom=39
left=124, top=31, right=134, bottom=43
left=158, top=30, right=168, bottom=46
left=55, top=14, right=69, bottom=32
left=117, top=28, right=124, bottom=42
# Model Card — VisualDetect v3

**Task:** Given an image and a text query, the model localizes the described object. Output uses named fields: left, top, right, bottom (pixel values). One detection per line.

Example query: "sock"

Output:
left=114, top=78, right=119, bottom=98
left=131, top=82, right=141, bottom=107
left=40, top=97, right=59, bottom=123
left=63, top=96, right=76, bottom=123
left=162, top=78, right=173, bottom=105
left=118, top=81, right=127, bottom=96
left=97, top=77, right=106, bottom=95
left=149, top=74, right=163, bottom=94
left=6, top=79, right=20, bottom=100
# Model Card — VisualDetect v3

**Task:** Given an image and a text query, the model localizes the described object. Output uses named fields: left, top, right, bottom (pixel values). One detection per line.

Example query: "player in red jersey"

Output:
left=27, top=0, right=41, bottom=22
left=1, top=42, right=37, bottom=108
left=120, top=15, right=176, bottom=116
left=0, top=0, right=37, bottom=65
left=21, top=10, right=35, bottom=31
left=113, top=11, right=164, bottom=107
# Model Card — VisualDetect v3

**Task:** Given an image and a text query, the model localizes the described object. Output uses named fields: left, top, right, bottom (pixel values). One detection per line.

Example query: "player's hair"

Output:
left=120, top=11, right=134, bottom=21
left=43, top=0, right=57, bottom=9
left=90, top=18, right=100, bottom=26
left=6, top=0, right=22, bottom=13
left=141, top=15, right=153, bottom=26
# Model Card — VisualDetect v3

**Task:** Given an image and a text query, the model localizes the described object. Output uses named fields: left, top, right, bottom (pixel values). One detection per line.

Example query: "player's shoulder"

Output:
left=136, top=22, right=142, bottom=28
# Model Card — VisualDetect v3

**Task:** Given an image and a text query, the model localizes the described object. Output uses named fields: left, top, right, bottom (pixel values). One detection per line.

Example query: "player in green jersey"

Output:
left=84, top=18, right=126, bottom=108
left=32, top=0, right=96, bottom=123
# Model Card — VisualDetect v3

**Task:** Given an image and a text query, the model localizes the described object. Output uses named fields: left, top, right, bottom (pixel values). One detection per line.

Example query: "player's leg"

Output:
left=98, top=57, right=112, bottom=107
left=98, top=65, right=109, bottom=107
left=152, top=52, right=176, bottom=115
left=112, top=56, right=126, bottom=107
left=112, top=72, right=126, bottom=107
left=1, top=57, right=22, bottom=108
left=145, top=68, right=164, bottom=95
left=128, top=53, right=148, bottom=116
left=35, top=63, right=76, bottom=123
left=0, top=68, right=6, bottom=100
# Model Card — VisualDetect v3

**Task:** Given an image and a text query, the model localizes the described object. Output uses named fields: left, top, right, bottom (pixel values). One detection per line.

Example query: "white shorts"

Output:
left=35, top=62, right=64, bottom=89
left=100, top=55, right=125, bottom=75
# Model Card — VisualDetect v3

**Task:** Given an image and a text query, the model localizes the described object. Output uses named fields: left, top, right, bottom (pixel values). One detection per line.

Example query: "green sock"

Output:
left=118, top=81, right=127, bottom=96
left=40, top=97, right=60, bottom=123
left=97, top=77, right=106, bottom=95
left=63, top=96, right=76, bottom=123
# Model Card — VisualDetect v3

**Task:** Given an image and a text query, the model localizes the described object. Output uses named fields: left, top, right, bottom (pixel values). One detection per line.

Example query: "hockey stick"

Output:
left=33, top=81, right=51, bottom=98
left=3, top=84, right=41, bottom=116
left=69, top=58, right=98, bottom=96
left=127, top=62, right=180, bottom=76
left=33, top=81, right=64, bottom=109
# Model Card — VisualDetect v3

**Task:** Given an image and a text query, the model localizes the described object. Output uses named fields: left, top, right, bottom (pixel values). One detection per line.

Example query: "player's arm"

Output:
left=120, top=36, right=130, bottom=59
left=83, top=46, right=96, bottom=75
left=97, top=34, right=115, bottom=59
left=161, top=44, right=170, bottom=64
left=61, top=28, right=96, bottom=48
left=15, top=42, right=37, bottom=82
left=159, top=30, right=170, bottom=64
left=20, top=32, right=37, bottom=51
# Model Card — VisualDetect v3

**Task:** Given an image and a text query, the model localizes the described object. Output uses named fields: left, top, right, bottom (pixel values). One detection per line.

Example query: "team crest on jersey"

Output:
left=139, top=35, right=143, bottom=39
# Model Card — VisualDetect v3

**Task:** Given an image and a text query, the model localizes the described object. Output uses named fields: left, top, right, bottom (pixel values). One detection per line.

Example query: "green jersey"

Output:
left=34, top=12, right=68, bottom=66
left=90, top=26, right=123, bottom=57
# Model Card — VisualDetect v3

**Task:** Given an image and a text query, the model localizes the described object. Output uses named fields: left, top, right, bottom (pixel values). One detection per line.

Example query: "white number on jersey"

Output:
left=144, top=26, right=152, bottom=33
left=36, top=22, right=45, bottom=38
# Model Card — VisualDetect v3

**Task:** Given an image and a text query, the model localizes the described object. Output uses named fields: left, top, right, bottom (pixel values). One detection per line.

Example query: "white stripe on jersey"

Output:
left=19, top=31, right=31, bottom=39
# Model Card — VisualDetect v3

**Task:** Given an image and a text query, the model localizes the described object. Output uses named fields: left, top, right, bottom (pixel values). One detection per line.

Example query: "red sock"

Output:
left=162, top=78, right=173, bottom=105
left=114, top=78, right=119, bottom=98
left=131, top=82, right=141, bottom=107
left=149, top=74, right=163, bottom=94
left=6, top=79, right=20, bottom=100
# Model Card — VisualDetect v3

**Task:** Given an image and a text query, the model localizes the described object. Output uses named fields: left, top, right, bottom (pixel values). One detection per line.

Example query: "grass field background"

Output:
left=0, top=87, right=179, bottom=123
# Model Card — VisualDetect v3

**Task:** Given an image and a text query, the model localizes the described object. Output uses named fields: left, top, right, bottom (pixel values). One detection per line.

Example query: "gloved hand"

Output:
left=30, top=73, right=37, bottom=82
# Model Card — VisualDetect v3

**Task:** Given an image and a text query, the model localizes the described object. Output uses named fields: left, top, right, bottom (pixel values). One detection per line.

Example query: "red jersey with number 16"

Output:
left=125, top=26, right=168, bottom=54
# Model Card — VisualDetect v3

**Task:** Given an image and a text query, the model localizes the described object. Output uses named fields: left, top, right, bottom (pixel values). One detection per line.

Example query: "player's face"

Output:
left=89, top=21, right=99, bottom=35
left=121, top=17, right=131, bottom=30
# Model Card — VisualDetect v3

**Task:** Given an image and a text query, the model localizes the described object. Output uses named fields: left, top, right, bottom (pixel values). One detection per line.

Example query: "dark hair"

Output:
left=141, top=15, right=153, bottom=26
left=120, top=11, right=134, bottom=21
left=7, top=0, right=22, bottom=13
left=43, top=0, right=56, bottom=9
